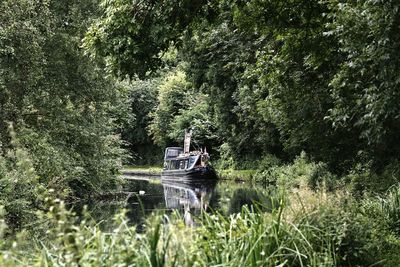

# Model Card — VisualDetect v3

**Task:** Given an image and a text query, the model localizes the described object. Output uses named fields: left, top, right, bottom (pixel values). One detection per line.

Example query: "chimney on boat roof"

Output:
left=184, top=129, right=192, bottom=154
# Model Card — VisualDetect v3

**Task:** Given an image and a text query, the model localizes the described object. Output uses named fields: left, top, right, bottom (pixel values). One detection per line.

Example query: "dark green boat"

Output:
left=161, top=130, right=217, bottom=180
left=161, top=147, right=217, bottom=180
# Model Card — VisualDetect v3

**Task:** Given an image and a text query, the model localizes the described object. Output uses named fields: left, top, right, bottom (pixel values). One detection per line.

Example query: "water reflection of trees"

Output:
left=76, top=179, right=279, bottom=229
left=162, top=180, right=279, bottom=226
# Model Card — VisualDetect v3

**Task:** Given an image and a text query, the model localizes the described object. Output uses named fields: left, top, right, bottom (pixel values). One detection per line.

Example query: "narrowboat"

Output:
left=161, top=131, right=217, bottom=180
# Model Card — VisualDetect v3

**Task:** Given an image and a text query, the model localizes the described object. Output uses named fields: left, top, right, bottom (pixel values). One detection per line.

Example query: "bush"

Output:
left=0, top=129, right=47, bottom=233
left=307, top=163, right=338, bottom=192
left=257, top=154, right=282, bottom=170
left=214, top=143, right=236, bottom=170
left=349, top=161, right=400, bottom=197
left=253, top=152, right=337, bottom=191
left=298, top=192, right=400, bottom=267
left=377, top=186, right=400, bottom=237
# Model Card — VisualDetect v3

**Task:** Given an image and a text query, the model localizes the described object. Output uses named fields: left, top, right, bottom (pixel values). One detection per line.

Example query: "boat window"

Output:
left=169, top=161, right=176, bottom=170
left=179, top=160, right=185, bottom=169
left=185, top=160, right=189, bottom=169
left=165, top=148, right=183, bottom=159
left=188, top=156, right=197, bottom=168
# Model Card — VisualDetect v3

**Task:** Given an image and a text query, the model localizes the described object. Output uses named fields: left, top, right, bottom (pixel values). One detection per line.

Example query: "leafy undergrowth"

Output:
left=1, top=186, right=400, bottom=266
left=216, top=169, right=256, bottom=181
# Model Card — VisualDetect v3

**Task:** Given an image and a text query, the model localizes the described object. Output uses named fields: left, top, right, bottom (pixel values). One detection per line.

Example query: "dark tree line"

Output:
left=0, top=0, right=128, bottom=231
left=85, top=0, right=400, bottom=176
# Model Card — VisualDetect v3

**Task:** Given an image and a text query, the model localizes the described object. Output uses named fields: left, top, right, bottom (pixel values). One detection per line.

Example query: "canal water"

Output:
left=77, top=176, right=277, bottom=229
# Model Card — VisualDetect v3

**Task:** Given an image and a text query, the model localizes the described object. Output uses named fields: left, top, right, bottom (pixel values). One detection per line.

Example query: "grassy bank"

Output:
left=2, top=157, right=399, bottom=266
left=216, top=169, right=256, bottom=181
left=122, top=165, right=163, bottom=175
left=123, top=166, right=257, bottom=181
left=1, top=184, right=400, bottom=266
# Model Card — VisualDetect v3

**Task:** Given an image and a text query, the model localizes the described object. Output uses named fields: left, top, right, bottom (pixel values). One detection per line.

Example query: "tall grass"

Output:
left=0, top=194, right=340, bottom=266
left=1, top=184, right=400, bottom=266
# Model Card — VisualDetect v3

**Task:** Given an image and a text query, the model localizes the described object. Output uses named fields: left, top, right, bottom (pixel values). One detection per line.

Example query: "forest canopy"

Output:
left=85, top=0, right=400, bottom=174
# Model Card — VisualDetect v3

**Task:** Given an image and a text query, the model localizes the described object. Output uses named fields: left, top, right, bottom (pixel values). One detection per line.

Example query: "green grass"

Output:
left=122, top=166, right=257, bottom=181
left=0, top=199, right=336, bottom=266
left=217, top=169, right=257, bottom=181
left=2, top=185, right=400, bottom=266
left=122, top=165, right=163, bottom=175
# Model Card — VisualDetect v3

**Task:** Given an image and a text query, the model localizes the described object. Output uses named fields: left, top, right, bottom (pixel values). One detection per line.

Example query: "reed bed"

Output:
left=1, top=186, right=400, bottom=266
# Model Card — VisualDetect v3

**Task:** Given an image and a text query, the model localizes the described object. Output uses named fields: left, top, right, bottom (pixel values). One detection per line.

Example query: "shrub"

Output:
left=0, top=128, right=47, bottom=233
left=301, top=198, right=395, bottom=267
left=349, top=161, right=400, bottom=197
left=214, top=143, right=236, bottom=170
left=307, top=163, right=337, bottom=192
left=253, top=152, right=337, bottom=191
left=377, top=186, right=400, bottom=237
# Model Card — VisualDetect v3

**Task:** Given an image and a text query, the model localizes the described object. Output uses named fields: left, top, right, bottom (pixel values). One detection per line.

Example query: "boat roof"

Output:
left=166, top=153, right=200, bottom=159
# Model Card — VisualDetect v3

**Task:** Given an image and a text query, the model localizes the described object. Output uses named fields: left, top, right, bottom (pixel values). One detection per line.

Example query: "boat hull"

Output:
left=161, top=166, right=217, bottom=181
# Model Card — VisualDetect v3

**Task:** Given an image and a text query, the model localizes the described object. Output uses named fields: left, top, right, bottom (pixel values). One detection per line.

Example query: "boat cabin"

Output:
left=163, top=147, right=208, bottom=171
left=161, top=130, right=215, bottom=179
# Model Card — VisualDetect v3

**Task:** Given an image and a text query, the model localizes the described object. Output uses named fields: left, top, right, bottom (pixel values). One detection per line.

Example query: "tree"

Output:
left=181, top=2, right=283, bottom=161
left=148, top=70, right=190, bottom=147
left=0, top=0, right=128, bottom=198
left=85, top=0, right=400, bottom=174
left=119, top=78, right=161, bottom=165
left=83, top=0, right=209, bottom=78
left=328, top=0, right=400, bottom=168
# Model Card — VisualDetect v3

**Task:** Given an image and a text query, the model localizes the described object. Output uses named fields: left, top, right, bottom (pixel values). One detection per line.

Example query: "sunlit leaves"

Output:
left=148, top=70, right=190, bottom=147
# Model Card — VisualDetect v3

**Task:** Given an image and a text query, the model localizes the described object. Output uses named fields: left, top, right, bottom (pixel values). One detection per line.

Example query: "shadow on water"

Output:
left=228, top=187, right=279, bottom=214
left=74, top=176, right=278, bottom=229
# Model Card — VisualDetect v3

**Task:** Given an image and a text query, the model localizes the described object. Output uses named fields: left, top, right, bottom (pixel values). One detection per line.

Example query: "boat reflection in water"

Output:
left=161, top=177, right=217, bottom=226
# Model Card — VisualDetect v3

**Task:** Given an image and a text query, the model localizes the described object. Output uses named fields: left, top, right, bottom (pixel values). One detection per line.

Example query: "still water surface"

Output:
left=77, top=176, right=276, bottom=229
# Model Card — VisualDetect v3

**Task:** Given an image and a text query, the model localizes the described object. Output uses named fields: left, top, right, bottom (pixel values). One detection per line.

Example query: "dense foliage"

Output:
left=0, top=0, right=128, bottom=230
left=85, top=0, right=400, bottom=178
left=2, top=0, right=400, bottom=266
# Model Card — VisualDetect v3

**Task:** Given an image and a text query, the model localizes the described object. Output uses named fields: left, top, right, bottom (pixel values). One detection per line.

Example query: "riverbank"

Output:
left=2, top=177, right=400, bottom=266
left=122, top=166, right=163, bottom=176
left=2, top=160, right=400, bottom=266
left=122, top=166, right=257, bottom=182
left=216, top=169, right=256, bottom=181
